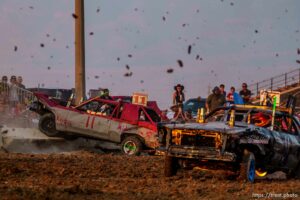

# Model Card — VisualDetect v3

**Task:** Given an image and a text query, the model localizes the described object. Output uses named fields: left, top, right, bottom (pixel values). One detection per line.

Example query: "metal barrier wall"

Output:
left=245, top=68, right=300, bottom=96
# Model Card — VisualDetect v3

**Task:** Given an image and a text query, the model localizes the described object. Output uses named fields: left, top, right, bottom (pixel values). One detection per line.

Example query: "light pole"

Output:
left=74, top=0, right=86, bottom=104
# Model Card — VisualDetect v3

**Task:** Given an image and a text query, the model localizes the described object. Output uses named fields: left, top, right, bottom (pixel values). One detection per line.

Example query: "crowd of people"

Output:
left=171, top=82, right=252, bottom=120
left=0, top=75, right=29, bottom=116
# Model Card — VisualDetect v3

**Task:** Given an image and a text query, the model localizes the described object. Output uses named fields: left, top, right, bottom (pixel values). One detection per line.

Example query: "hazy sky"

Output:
left=0, top=0, right=299, bottom=108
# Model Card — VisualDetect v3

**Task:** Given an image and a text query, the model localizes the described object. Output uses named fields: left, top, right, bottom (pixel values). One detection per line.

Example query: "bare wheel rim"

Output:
left=43, top=118, right=55, bottom=132
left=123, top=141, right=137, bottom=155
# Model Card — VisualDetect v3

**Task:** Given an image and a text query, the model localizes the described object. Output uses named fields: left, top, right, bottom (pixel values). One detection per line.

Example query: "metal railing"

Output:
left=246, top=68, right=300, bottom=96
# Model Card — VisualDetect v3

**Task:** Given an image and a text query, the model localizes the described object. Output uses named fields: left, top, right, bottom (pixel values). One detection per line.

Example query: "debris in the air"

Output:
left=134, top=8, right=138, bottom=11
left=200, top=57, right=203, bottom=61
left=14, top=46, right=18, bottom=52
left=188, top=45, right=192, bottom=54
left=296, top=60, right=300, bottom=64
left=255, top=30, right=259, bottom=34
left=196, top=55, right=200, bottom=60
left=89, top=32, right=94, bottom=36
left=275, top=53, right=279, bottom=57
left=72, top=13, right=78, bottom=19
left=94, top=75, right=99, bottom=79
left=177, top=60, right=184, bottom=67
left=128, top=54, right=132, bottom=58
left=230, top=2, right=234, bottom=6
left=40, top=43, right=45, bottom=48
left=140, top=80, right=144, bottom=84
left=124, top=72, right=133, bottom=77
left=53, top=38, right=56, bottom=42
left=117, top=57, right=120, bottom=61
left=66, top=45, right=69, bottom=49
left=47, top=66, right=51, bottom=70
left=182, top=24, right=186, bottom=27
left=50, top=55, right=53, bottom=59
left=126, top=65, right=130, bottom=70
left=162, top=16, right=166, bottom=21
left=29, top=6, right=34, bottom=9
left=297, top=48, right=300, bottom=55
left=167, top=68, right=174, bottom=73
left=96, top=7, right=100, bottom=13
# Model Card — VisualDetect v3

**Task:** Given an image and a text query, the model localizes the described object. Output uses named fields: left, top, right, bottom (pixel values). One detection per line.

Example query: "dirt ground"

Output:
left=0, top=151, right=299, bottom=200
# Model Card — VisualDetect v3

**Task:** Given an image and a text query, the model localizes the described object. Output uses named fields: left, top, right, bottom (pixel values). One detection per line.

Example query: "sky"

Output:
left=0, top=0, right=300, bottom=109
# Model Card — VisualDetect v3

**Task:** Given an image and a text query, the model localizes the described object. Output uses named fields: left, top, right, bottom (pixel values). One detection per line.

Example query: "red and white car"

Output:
left=30, top=93, right=161, bottom=155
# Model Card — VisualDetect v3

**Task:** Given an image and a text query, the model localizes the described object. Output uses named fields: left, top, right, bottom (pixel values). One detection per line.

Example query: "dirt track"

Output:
left=0, top=151, right=299, bottom=200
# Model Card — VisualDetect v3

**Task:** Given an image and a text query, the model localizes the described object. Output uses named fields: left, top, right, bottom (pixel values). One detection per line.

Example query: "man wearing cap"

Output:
left=239, top=83, right=252, bottom=104
left=206, top=86, right=226, bottom=113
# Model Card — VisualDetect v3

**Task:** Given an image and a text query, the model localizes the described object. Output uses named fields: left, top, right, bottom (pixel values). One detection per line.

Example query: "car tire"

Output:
left=39, top=113, right=59, bottom=137
left=164, top=155, right=178, bottom=177
left=121, top=136, right=142, bottom=156
left=237, top=150, right=256, bottom=183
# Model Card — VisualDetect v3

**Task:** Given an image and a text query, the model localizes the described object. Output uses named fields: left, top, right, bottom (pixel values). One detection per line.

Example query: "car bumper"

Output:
left=167, top=145, right=236, bottom=162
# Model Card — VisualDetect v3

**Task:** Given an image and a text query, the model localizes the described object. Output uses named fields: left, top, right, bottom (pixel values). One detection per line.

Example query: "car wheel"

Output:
left=39, top=113, right=59, bottom=137
left=237, top=150, right=256, bottom=183
left=121, top=136, right=142, bottom=156
left=164, top=155, right=178, bottom=177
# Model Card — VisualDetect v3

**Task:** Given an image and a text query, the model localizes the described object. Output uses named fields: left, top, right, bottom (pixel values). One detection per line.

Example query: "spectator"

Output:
left=172, top=84, right=186, bottom=121
left=219, top=84, right=226, bottom=97
left=0, top=76, right=9, bottom=104
left=239, top=83, right=252, bottom=104
left=17, top=76, right=25, bottom=89
left=227, top=86, right=244, bottom=105
left=206, top=86, right=226, bottom=113
left=227, top=87, right=235, bottom=102
left=9, top=75, right=19, bottom=116
left=17, top=76, right=26, bottom=104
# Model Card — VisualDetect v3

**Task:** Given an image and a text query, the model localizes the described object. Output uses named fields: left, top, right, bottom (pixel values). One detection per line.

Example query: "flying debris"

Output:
left=47, top=66, right=51, bottom=70
left=117, top=57, right=120, bottom=61
left=66, top=45, right=69, bottom=49
left=162, top=16, right=166, bottom=21
left=40, top=43, right=45, bottom=48
left=89, top=32, right=94, bottom=36
left=72, top=13, right=78, bottom=19
left=196, top=55, right=200, bottom=60
left=297, top=48, right=300, bottom=55
left=188, top=45, right=192, bottom=54
left=96, top=7, right=100, bottom=13
left=134, top=8, right=138, bottom=11
left=140, top=80, right=144, bottom=84
left=94, top=75, right=99, bottom=79
left=53, top=38, right=56, bottom=42
left=230, top=2, right=234, bottom=6
left=128, top=54, right=132, bottom=58
left=296, top=60, right=300, bottom=64
left=124, top=72, right=133, bottom=77
left=29, top=6, right=34, bottom=9
left=46, top=34, right=50, bottom=37
left=275, top=53, right=279, bottom=57
left=254, top=30, right=259, bottom=34
left=14, top=46, right=18, bottom=52
left=167, top=68, right=174, bottom=73
left=126, top=65, right=130, bottom=70
left=177, top=60, right=184, bottom=67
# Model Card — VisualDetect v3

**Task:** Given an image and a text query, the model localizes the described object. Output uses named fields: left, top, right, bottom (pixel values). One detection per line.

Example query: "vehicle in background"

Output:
left=160, top=98, right=300, bottom=182
left=30, top=93, right=161, bottom=155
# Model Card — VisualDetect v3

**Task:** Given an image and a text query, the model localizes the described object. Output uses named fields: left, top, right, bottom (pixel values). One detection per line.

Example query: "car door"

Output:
left=66, top=100, right=110, bottom=139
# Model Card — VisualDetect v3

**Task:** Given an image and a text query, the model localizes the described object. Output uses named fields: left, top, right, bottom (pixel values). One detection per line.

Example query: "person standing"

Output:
left=227, top=86, right=244, bottom=105
left=172, top=84, right=186, bottom=121
left=239, top=83, right=252, bottom=104
left=206, top=86, right=226, bottom=113
left=219, top=84, right=226, bottom=98
left=9, top=75, right=19, bottom=116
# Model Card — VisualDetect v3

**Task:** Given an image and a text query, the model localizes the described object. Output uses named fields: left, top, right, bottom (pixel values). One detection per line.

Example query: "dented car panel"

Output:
left=30, top=92, right=161, bottom=153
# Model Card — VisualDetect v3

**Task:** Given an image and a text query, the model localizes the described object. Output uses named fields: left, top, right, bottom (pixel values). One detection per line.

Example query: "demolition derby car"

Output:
left=160, top=99, right=300, bottom=182
left=30, top=93, right=161, bottom=155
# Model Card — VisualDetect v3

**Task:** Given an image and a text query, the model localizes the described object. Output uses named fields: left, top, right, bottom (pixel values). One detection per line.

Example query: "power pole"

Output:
left=74, top=0, right=86, bottom=105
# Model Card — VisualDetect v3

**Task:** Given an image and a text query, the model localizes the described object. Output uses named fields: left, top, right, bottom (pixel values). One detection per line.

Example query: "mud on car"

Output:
left=160, top=102, right=300, bottom=182
left=30, top=93, right=161, bottom=155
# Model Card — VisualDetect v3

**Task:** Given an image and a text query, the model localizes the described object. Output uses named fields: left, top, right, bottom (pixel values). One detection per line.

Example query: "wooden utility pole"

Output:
left=74, top=0, right=86, bottom=105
